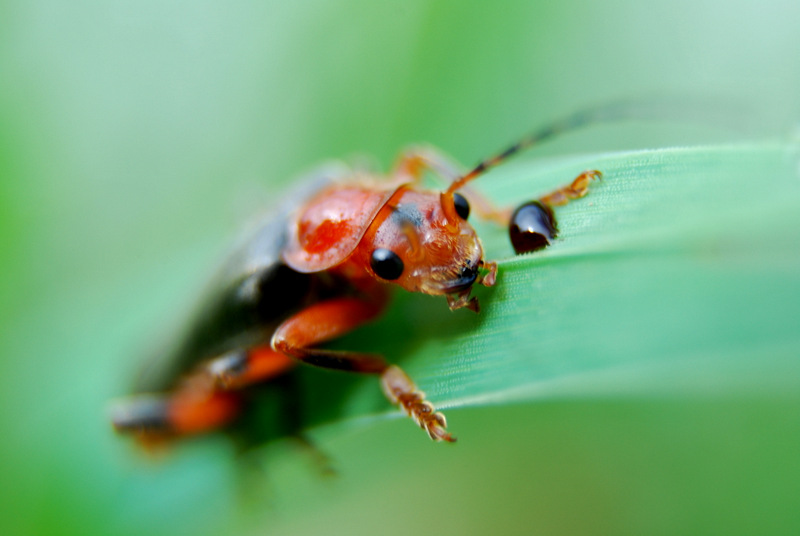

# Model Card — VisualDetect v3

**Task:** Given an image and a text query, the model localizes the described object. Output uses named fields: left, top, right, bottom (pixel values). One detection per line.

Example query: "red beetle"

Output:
left=111, top=111, right=602, bottom=446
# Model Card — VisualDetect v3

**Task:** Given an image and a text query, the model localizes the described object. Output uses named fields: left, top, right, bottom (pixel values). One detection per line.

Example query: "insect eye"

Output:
left=453, top=193, right=470, bottom=220
left=370, top=248, right=404, bottom=280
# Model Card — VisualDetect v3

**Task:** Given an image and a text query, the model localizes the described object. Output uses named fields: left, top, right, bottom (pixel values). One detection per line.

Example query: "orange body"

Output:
left=111, top=124, right=602, bottom=447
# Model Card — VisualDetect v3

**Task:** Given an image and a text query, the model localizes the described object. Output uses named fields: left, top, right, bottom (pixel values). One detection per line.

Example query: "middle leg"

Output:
left=271, top=296, right=456, bottom=442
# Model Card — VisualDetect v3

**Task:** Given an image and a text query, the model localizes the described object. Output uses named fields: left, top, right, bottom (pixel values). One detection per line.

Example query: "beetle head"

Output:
left=358, top=187, right=497, bottom=312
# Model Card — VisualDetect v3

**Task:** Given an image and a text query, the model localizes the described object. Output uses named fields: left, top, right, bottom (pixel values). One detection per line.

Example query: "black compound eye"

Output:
left=370, top=248, right=404, bottom=280
left=453, top=193, right=470, bottom=220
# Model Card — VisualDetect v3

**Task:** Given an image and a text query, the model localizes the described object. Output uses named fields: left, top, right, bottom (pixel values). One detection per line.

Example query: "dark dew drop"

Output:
left=508, top=200, right=558, bottom=254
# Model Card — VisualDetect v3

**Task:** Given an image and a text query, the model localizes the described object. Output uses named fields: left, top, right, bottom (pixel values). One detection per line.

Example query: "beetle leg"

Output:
left=463, top=169, right=604, bottom=225
left=462, top=169, right=603, bottom=226
left=110, top=373, right=241, bottom=445
left=206, top=347, right=295, bottom=390
left=392, top=146, right=462, bottom=183
left=112, top=347, right=297, bottom=445
left=272, top=297, right=455, bottom=442
left=538, top=170, right=603, bottom=207
left=393, top=146, right=514, bottom=225
left=381, top=365, right=455, bottom=442
left=271, top=297, right=388, bottom=372
left=462, top=169, right=604, bottom=226
left=479, top=260, right=498, bottom=287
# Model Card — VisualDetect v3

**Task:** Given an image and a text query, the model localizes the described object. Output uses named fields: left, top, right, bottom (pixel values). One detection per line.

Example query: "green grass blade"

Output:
left=311, top=141, right=800, bottom=429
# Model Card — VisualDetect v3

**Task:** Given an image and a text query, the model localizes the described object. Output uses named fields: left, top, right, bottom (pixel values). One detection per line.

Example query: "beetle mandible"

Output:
left=111, top=109, right=605, bottom=445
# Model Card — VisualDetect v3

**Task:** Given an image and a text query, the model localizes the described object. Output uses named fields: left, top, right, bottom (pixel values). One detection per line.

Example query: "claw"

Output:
left=381, top=365, right=456, bottom=443
left=571, top=169, right=603, bottom=197
left=425, top=412, right=455, bottom=442
left=479, top=261, right=498, bottom=287
left=540, top=169, right=603, bottom=207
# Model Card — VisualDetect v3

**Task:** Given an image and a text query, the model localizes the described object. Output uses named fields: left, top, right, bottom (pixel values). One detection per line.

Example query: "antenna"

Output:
left=445, top=96, right=748, bottom=194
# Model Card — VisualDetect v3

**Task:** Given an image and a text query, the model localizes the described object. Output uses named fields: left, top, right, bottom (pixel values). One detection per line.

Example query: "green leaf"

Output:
left=3, top=1, right=799, bottom=534
left=259, top=141, right=800, bottom=536
left=308, top=142, right=800, bottom=424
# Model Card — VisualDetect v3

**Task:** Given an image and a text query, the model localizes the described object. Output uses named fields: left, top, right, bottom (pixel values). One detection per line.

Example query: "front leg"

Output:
left=271, top=297, right=456, bottom=442
left=381, top=366, right=454, bottom=442
left=508, top=170, right=603, bottom=254
left=538, top=170, right=603, bottom=207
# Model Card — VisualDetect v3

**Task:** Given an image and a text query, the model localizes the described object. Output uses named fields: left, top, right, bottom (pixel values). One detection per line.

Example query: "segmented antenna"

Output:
left=444, top=95, right=754, bottom=194
left=446, top=102, right=639, bottom=194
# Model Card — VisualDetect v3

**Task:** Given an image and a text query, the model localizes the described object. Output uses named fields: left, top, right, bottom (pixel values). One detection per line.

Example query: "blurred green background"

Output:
left=2, top=1, right=799, bottom=535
